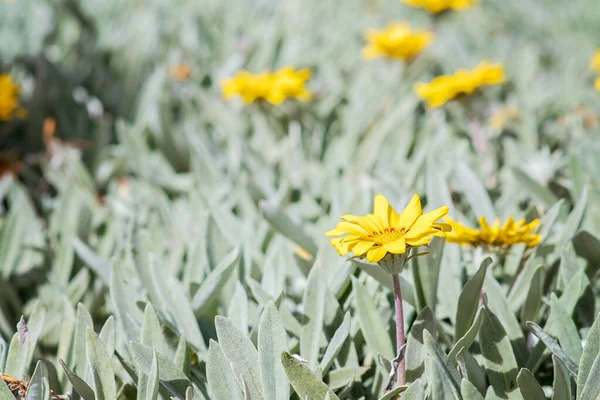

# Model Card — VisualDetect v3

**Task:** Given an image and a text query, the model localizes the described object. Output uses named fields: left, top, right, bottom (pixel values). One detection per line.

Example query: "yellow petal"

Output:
left=366, top=246, right=387, bottom=263
left=374, top=194, right=392, bottom=227
left=397, top=194, right=422, bottom=230
left=405, top=235, right=433, bottom=247
left=325, top=221, right=369, bottom=237
left=342, top=214, right=380, bottom=234
left=404, top=205, right=449, bottom=239
left=383, top=238, right=406, bottom=254
left=350, top=240, right=375, bottom=256
left=433, top=222, right=452, bottom=232
left=330, top=238, right=349, bottom=256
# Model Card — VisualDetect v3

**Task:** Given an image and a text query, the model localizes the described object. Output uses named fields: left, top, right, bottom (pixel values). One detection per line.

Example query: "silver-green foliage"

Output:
left=1, top=0, right=600, bottom=399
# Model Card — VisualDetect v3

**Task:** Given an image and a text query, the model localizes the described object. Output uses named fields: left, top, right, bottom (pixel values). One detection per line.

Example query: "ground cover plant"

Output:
left=1, top=0, right=600, bottom=398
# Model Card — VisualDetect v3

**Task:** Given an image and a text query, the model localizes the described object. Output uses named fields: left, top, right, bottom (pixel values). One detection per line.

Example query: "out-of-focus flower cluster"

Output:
left=445, top=216, right=542, bottom=248
left=362, top=23, right=434, bottom=61
left=401, top=0, right=477, bottom=14
left=414, top=61, right=505, bottom=108
left=221, top=67, right=312, bottom=105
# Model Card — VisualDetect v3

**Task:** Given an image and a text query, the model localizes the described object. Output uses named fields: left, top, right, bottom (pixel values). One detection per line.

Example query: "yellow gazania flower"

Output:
left=221, top=70, right=273, bottom=104
left=590, top=50, right=600, bottom=73
left=169, top=63, right=192, bottom=81
left=401, top=0, right=477, bottom=14
left=445, top=216, right=541, bottom=248
left=362, top=23, right=434, bottom=61
left=488, top=105, right=519, bottom=130
left=415, top=61, right=505, bottom=108
left=0, top=73, right=25, bottom=121
left=221, top=67, right=312, bottom=105
left=268, top=67, right=312, bottom=105
left=326, top=194, right=450, bottom=263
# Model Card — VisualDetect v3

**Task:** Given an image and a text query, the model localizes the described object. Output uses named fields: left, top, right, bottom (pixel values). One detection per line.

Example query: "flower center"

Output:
left=369, top=227, right=405, bottom=244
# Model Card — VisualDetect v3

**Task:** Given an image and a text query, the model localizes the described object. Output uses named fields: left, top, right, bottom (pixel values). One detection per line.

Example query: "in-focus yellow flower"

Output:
left=590, top=51, right=600, bottom=73
left=488, top=105, right=519, bottom=130
left=445, top=216, right=541, bottom=248
left=326, top=194, right=450, bottom=263
left=401, top=0, right=477, bottom=14
left=170, top=63, right=192, bottom=81
left=415, top=61, right=505, bottom=108
left=0, top=74, right=25, bottom=121
left=221, top=67, right=311, bottom=105
left=362, top=23, right=434, bottom=61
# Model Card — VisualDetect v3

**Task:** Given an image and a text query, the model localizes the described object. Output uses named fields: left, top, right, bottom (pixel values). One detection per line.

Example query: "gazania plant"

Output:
left=415, top=61, right=505, bottom=108
left=362, top=23, right=434, bottom=61
left=1, top=0, right=600, bottom=400
left=221, top=67, right=312, bottom=105
left=327, top=194, right=449, bottom=388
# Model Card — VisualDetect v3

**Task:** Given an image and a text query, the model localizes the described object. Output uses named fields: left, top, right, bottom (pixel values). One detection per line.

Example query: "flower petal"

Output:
left=366, top=246, right=387, bottom=263
left=383, top=238, right=406, bottom=254
left=341, top=214, right=380, bottom=234
left=325, top=221, right=370, bottom=237
left=405, top=235, right=433, bottom=247
left=397, top=194, right=422, bottom=230
left=350, top=240, right=375, bottom=256
left=404, top=205, right=449, bottom=239
left=374, top=194, right=392, bottom=227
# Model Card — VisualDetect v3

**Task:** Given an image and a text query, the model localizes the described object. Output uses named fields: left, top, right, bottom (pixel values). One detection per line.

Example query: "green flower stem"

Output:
left=392, top=273, right=406, bottom=386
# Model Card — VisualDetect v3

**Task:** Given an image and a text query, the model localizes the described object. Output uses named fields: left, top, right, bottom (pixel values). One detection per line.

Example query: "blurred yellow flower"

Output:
left=221, top=67, right=311, bottom=105
left=401, top=0, right=477, bottom=14
left=0, top=74, right=25, bottom=121
left=445, top=216, right=541, bottom=248
left=326, top=194, right=450, bottom=263
left=415, top=61, right=505, bottom=108
left=595, top=76, right=600, bottom=92
left=488, top=105, right=519, bottom=130
left=269, top=67, right=312, bottom=105
left=170, top=63, right=192, bottom=81
left=362, top=23, right=434, bottom=61
left=590, top=51, right=600, bottom=73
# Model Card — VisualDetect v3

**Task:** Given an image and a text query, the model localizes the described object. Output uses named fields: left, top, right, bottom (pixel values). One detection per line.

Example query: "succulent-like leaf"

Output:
left=129, top=341, right=192, bottom=399
left=281, top=352, right=339, bottom=400
left=86, top=328, right=117, bottom=400
left=206, top=340, right=243, bottom=400
left=258, top=302, right=289, bottom=400
left=215, top=316, right=263, bottom=400
left=455, top=257, right=491, bottom=340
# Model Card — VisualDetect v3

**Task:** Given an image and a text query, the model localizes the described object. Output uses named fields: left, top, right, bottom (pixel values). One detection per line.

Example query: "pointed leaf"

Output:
left=281, top=352, right=339, bottom=400
left=215, top=316, right=262, bottom=400
left=258, top=302, right=289, bottom=400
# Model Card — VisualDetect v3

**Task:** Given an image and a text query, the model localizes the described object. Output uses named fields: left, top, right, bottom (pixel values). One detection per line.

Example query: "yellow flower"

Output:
left=488, top=105, right=519, bottom=130
left=445, top=216, right=541, bottom=248
left=590, top=50, right=600, bottom=73
left=0, top=74, right=25, bottom=121
left=221, top=67, right=311, bottom=105
left=401, top=0, right=477, bottom=14
left=326, top=194, right=450, bottom=263
left=595, top=76, right=600, bottom=92
left=169, top=63, right=192, bottom=81
left=221, top=70, right=273, bottom=104
left=362, top=23, right=434, bottom=61
left=268, top=67, right=312, bottom=105
left=415, top=61, right=505, bottom=108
